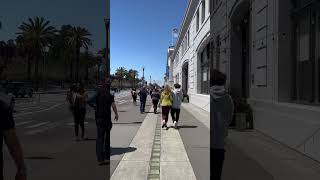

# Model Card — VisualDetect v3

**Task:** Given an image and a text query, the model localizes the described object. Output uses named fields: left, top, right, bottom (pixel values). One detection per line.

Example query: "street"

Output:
left=3, top=90, right=211, bottom=180
left=3, top=90, right=132, bottom=180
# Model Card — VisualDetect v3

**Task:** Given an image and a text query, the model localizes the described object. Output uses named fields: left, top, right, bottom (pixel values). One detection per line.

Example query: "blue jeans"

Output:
left=96, top=120, right=112, bottom=162
left=140, top=100, right=146, bottom=113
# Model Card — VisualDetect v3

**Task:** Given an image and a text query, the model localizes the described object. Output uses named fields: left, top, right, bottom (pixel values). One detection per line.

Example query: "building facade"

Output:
left=210, top=0, right=320, bottom=161
left=169, top=0, right=211, bottom=112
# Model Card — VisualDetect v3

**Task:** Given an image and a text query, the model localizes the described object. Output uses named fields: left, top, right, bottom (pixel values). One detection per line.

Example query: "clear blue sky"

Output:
left=110, top=0, right=188, bottom=84
left=0, top=0, right=106, bottom=54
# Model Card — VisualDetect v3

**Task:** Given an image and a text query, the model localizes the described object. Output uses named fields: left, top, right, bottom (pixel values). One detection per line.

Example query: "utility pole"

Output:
left=150, top=75, right=151, bottom=85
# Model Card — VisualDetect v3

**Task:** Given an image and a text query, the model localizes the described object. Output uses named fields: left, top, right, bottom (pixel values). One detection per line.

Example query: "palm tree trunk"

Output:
left=27, top=54, right=31, bottom=81
left=34, top=57, right=39, bottom=91
left=76, top=46, right=80, bottom=84
left=70, top=60, right=73, bottom=83
left=86, top=64, right=89, bottom=85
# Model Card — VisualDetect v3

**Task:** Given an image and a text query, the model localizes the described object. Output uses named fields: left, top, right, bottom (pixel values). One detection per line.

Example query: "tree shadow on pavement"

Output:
left=110, top=147, right=137, bottom=156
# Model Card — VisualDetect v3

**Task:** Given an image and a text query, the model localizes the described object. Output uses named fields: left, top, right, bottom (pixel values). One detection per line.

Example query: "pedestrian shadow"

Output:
left=113, top=122, right=142, bottom=125
left=110, top=147, right=137, bottom=156
left=83, top=138, right=96, bottom=141
left=177, top=125, right=198, bottom=129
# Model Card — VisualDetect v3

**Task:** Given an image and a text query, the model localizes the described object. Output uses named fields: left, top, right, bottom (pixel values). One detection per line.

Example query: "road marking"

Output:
left=25, top=121, right=50, bottom=129
left=16, top=121, right=35, bottom=126
left=14, top=102, right=65, bottom=117
left=67, top=122, right=89, bottom=126
left=25, top=122, right=60, bottom=135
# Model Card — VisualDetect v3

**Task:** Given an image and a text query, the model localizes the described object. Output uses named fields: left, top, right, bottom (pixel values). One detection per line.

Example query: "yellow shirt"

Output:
left=160, top=91, right=173, bottom=106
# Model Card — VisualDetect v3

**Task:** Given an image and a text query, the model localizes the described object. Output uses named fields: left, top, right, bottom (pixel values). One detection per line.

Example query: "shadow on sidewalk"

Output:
left=177, top=125, right=198, bottom=129
left=110, top=147, right=137, bottom=156
left=113, top=122, right=142, bottom=125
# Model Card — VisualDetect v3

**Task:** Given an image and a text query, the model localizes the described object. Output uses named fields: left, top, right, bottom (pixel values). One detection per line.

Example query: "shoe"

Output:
left=162, top=120, right=166, bottom=128
left=74, top=136, right=80, bottom=141
left=98, top=161, right=105, bottom=166
left=174, top=121, right=178, bottom=129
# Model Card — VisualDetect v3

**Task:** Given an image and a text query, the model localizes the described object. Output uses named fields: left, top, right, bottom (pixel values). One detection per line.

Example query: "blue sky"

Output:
left=0, top=0, right=106, bottom=54
left=110, top=0, right=188, bottom=84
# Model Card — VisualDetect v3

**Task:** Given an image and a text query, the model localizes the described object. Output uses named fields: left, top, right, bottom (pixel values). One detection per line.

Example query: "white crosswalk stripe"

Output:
left=15, top=121, right=35, bottom=126
left=25, top=121, right=50, bottom=129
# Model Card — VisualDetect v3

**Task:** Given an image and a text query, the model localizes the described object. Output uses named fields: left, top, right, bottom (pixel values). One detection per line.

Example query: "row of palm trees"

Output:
left=0, top=16, right=104, bottom=90
left=114, top=67, right=139, bottom=90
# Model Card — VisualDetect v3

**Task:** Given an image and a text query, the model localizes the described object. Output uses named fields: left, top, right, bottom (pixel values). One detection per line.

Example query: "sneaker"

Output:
left=98, top=161, right=105, bottom=166
left=174, top=121, right=178, bottom=129
left=162, top=120, right=166, bottom=128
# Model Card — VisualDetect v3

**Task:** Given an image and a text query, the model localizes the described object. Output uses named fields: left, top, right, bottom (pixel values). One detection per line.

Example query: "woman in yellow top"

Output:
left=160, top=85, right=173, bottom=128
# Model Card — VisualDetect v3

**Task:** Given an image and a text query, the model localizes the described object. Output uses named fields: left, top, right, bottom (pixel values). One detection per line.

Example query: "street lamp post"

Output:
left=43, top=46, right=49, bottom=90
left=142, top=67, right=145, bottom=86
left=104, top=18, right=110, bottom=82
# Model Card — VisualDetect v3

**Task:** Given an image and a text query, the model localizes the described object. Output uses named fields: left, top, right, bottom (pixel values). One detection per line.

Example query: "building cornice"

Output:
left=171, top=0, right=200, bottom=59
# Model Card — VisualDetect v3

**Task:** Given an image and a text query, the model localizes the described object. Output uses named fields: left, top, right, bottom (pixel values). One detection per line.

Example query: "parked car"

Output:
left=6, top=82, right=34, bottom=98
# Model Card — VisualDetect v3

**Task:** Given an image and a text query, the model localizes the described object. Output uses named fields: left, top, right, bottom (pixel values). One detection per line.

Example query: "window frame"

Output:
left=201, top=0, right=206, bottom=23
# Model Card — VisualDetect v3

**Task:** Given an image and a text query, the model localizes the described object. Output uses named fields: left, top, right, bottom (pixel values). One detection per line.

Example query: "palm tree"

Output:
left=0, top=40, right=16, bottom=78
left=127, top=69, right=139, bottom=88
left=51, top=25, right=74, bottom=83
left=115, top=67, right=127, bottom=90
left=17, top=16, right=56, bottom=90
left=16, top=35, right=33, bottom=81
left=67, top=26, right=92, bottom=83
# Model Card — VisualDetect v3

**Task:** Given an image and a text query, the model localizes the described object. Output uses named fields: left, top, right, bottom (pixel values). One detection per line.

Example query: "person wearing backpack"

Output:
left=87, top=82, right=119, bottom=165
left=151, top=88, right=160, bottom=114
left=160, top=85, right=173, bottom=129
left=171, top=83, right=183, bottom=129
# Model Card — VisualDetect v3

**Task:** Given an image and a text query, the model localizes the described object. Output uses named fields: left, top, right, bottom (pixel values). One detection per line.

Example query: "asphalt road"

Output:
left=4, top=91, right=210, bottom=179
left=3, top=90, right=141, bottom=180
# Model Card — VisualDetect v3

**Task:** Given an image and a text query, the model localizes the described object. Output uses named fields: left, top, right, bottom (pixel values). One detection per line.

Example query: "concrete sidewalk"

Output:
left=110, top=106, right=196, bottom=180
left=182, top=102, right=320, bottom=180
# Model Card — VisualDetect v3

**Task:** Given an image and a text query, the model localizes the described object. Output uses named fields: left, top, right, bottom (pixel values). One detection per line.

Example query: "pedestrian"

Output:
left=0, top=91, right=27, bottom=180
left=171, top=83, right=183, bottom=129
left=160, top=85, right=173, bottom=129
left=72, top=84, right=88, bottom=141
left=131, top=88, right=137, bottom=103
left=87, top=81, right=119, bottom=165
left=151, top=88, right=160, bottom=114
left=138, top=87, right=148, bottom=114
left=66, top=84, right=76, bottom=112
left=210, top=70, right=234, bottom=180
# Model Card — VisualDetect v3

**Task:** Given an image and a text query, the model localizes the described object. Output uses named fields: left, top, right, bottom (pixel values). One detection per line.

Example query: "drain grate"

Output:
left=147, top=114, right=161, bottom=180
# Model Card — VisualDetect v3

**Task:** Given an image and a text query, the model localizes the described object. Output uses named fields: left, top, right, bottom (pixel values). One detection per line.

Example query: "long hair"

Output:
left=163, top=85, right=171, bottom=94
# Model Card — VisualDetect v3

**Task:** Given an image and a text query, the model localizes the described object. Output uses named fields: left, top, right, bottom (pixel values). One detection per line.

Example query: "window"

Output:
left=210, top=0, right=215, bottom=12
left=200, top=44, right=210, bottom=94
left=293, top=7, right=320, bottom=104
left=215, top=35, right=220, bottom=70
left=202, top=0, right=206, bottom=23
left=187, top=30, right=190, bottom=47
left=196, top=10, right=200, bottom=32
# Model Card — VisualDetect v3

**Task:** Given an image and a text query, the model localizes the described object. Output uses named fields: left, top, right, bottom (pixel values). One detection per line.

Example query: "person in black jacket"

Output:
left=87, top=82, right=119, bottom=165
left=138, top=87, right=148, bottom=114
left=151, top=88, right=160, bottom=114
